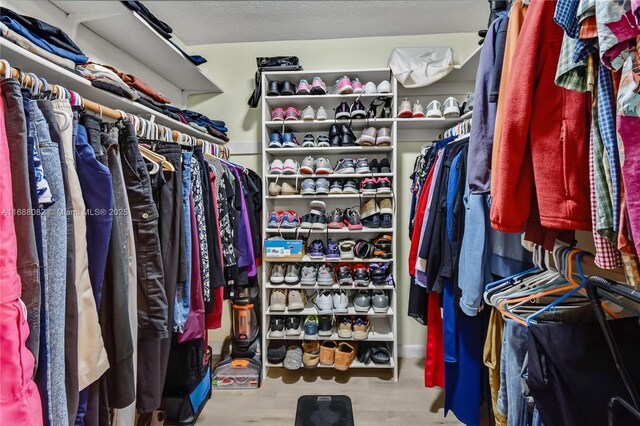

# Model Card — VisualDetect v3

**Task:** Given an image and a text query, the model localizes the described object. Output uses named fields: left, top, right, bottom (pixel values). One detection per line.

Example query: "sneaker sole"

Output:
left=285, top=277, right=300, bottom=284
left=310, top=87, right=326, bottom=95
left=343, top=188, right=359, bottom=194
left=270, top=277, right=285, bottom=284
left=354, top=279, right=370, bottom=287
left=355, top=167, right=370, bottom=174
left=412, top=112, right=426, bottom=118
left=299, top=167, right=314, bottom=174
left=338, top=85, right=353, bottom=94
left=376, top=138, right=391, bottom=146
left=335, top=112, right=351, bottom=119
left=301, top=189, right=316, bottom=195
left=317, top=142, right=330, bottom=147
left=282, top=142, right=298, bottom=148
left=328, top=222, right=345, bottom=229
left=332, top=306, right=348, bottom=314
left=351, top=112, right=366, bottom=119
left=269, top=330, right=285, bottom=337
left=269, top=143, right=283, bottom=148
left=353, top=331, right=369, bottom=340
left=300, top=279, right=317, bottom=286
left=337, top=330, right=352, bottom=338
left=302, top=143, right=316, bottom=148
left=443, top=106, right=460, bottom=117
left=335, top=168, right=355, bottom=174
left=317, top=278, right=334, bottom=286
left=377, top=188, right=391, bottom=194
left=308, top=253, right=324, bottom=259
left=302, top=115, right=315, bottom=121
left=426, top=111, right=443, bottom=119
left=358, top=135, right=376, bottom=145
left=329, top=188, right=343, bottom=194
left=301, top=223, right=313, bottom=229
left=288, top=303, right=304, bottom=310
left=360, top=188, right=377, bottom=195
left=318, top=330, right=333, bottom=337
left=325, top=255, right=341, bottom=260
left=316, top=116, right=328, bottom=120
left=354, top=305, right=370, bottom=312
left=316, top=168, right=333, bottom=174
left=315, top=188, right=330, bottom=195
left=282, top=189, right=299, bottom=195
left=347, top=224, right=363, bottom=230
left=312, top=224, right=327, bottom=230
left=270, top=304, right=286, bottom=311
left=285, top=329, right=302, bottom=336
left=372, top=306, right=389, bottom=313
left=339, top=278, right=354, bottom=285
left=397, top=110, right=412, bottom=118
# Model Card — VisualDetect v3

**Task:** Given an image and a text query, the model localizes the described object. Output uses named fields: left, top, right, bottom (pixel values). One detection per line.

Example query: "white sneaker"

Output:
left=332, top=290, right=349, bottom=314
left=443, top=97, right=460, bottom=118
left=285, top=264, right=301, bottom=284
left=377, top=80, right=391, bottom=94
left=288, top=289, right=307, bottom=310
left=397, top=98, right=412, bottom=118
left=426, top=100, right=443, bottom=118
left=412, top=100, right=425, bottom=118
left=270, top=264, right=285, bottom=284
left=269, top=159, right=284, bottom=174
left=270, top=289, right=287, bottom=311
left=314, top=290, right=334, bottom=314
left=302, top=106, right=315, bottom=120
left=316, top=106, right=328, bottom=120
left=364, top=81, right=377, bottom=94
left=282, top=159, right=299, bottom=175
left=317, top=265, right=335, bottom=286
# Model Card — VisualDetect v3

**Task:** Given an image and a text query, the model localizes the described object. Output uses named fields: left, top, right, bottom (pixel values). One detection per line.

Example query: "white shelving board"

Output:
left=0, top=38, right=227, bottom=145
left=396, top=47, right=480, bottom=141
left=50, top=1, right=223, bottom=94
left=261, top=68, right=398, bottom=381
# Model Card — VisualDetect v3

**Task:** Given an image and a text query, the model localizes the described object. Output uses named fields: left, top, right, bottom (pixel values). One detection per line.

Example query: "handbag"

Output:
left=247, top=56, right=302, bottom=108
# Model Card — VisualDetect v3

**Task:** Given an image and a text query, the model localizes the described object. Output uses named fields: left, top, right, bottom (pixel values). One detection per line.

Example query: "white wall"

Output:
left=191, top=33, right=481, bottom=348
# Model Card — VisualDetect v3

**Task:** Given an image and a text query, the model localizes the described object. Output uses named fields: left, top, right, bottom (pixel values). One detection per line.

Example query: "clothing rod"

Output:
left=0, top=60, right=228, bottom=157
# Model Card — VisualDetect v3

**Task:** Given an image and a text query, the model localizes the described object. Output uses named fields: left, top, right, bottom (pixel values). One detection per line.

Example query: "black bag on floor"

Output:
left=161, top=339, right=212, bottom=426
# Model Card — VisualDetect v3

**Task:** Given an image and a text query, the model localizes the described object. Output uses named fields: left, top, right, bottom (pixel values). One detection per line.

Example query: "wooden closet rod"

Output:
left=0, top=60, right=228, bottom=158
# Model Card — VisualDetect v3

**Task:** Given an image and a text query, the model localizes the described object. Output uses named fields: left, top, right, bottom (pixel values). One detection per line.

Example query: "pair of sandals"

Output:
left=357, top=342, right=391, bottom=365
left=366, top=97, right=393, bottom=119
left=352, top=234, right=392, bottom=259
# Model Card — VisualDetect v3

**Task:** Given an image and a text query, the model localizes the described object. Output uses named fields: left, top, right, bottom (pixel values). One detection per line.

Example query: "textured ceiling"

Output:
left=146, top=1, right=489, bottom=45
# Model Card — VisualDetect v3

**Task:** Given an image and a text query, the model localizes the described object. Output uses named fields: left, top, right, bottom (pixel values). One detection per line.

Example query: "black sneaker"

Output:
left=341, top=124, right=357, bottom=146
left=380, top=213, right=392, bottom=229
left=343, top=180, right=359, bottom=194
left=267, top=80, right=281, bottom=96
left=285, top=316, right=302, bottom=336
left=338, top=264, right=354, bottom=285
left=318, top=315, right=333, bottom=336
left=267, top=340, right=287, bottom=363
left=310, top=213, right=327, bottom=230
left=369, top=263, right=388, bottom=286
left=300, top=213, right=312, bottom=229
left=345, top=208, right=363, bottom=230
left=280, top=80, right=295, bottom=96
left=369, top=158, right=380, bottom=173
left=353, top=265, right=370, bottom=287
left=379, top=158, right=391, bottom=173
left=350, top=100, right=366, bottom=119
left=335, top=101, right=351, bottom=119
left=269, top=316, right=286, bottom=337
left=361, top=213, right=380, bottom=229
left=328, top=209, right=346, bottom=229
left=329, top=124, right=342, bottom=147
left=329, top=180, right=343, bottom=194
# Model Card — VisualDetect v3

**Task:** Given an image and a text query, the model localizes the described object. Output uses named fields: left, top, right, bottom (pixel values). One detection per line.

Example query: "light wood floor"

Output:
left=197, top=358, right=463, bottom=425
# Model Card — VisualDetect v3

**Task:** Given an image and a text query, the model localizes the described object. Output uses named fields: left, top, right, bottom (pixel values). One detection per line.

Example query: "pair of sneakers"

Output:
left=300, top=264, right=335, bottom=286
left=329, top=179, right=359, bottom=194
left=269, top=131, right=298, bottom=148
left=300, top=156, right=333, bottom=174
left=269, top=159, right=298, bottom=174
left=337, top=317, right=371, bottom=340
left=270, top=288, right=307, bottom=311
left=301, top=178, right=329, bottom=195
left=270, top=263, right=302, bottom=284
left=267, top=210, right=299, bottom=228
left=360, top=199, right=393, bottom=228
left=314, top=289, right=348, bottom=314
left=335, top=76, right=364, bottom=94
left=294, top=77, right=327, bottom=95
left=356, top=127, right=392, bottom=146
left=335, top=158, right=370, bottom=175
left=308, top=239, right=340, bottom=259
left=327, top=208, right=363, bottom=230
left=269, top=316, right=303, bottom=337
left=268, top=180, right=297, bottom=196
left=354, top=289, right=390, bottom=314
left=301, top=106, right=328, bottom=121
left=271, top=106, right=300, bottom=121
left=361, top=177, right=392, bottom=195
left=302, top=134, right=330, bottom=148
left=337, top=263, right=370, bottom=286
left=427, top=97, right=461, bottom=118
left=335, top=100, right=366, bottom=120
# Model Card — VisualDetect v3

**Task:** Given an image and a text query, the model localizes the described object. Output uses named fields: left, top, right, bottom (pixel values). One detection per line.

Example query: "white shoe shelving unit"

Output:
left=260, top=68, right=399, bottom=381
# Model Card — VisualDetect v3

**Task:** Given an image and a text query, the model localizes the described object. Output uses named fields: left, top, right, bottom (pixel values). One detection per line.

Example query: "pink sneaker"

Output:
left=336, top=76, right=353, bottom=94
left=271, top=107, right=285, bottom=121
left=310, top=77, right=327, bottom=95
left=284, top=107, right=300, bottom=121
left=352, top=78, right=364, bottom=94
left=296, top=79, right=311, bottom=95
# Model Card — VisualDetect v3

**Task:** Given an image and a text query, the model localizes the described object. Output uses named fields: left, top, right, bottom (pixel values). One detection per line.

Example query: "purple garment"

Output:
left=468, top=16, right=502, bottom=194
left=233, top=168, right=256, bottom=277
left=178, top=194, right=204, bottom=343
left=634, top=0, right=640, bottom=25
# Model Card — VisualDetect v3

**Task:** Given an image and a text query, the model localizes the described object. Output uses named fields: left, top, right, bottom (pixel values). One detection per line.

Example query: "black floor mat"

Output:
left=295, top=395, right=355, bottom=426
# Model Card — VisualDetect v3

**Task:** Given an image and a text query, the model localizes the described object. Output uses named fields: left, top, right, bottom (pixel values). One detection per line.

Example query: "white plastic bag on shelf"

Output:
left=388, top=47, right=460, bottom=88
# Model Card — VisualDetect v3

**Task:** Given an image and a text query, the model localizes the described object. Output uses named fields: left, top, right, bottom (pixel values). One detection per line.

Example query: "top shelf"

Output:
left=263, top=68, right=392, bottom=86
left=50, top=1, right=223, bottom=94
left=0, top=38, right=227, bottom=145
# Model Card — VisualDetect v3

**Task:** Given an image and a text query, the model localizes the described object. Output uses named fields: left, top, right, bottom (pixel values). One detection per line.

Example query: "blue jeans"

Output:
left=174, top=151, right=192, bottom=332
left=497, top=319, right=529, bottom=425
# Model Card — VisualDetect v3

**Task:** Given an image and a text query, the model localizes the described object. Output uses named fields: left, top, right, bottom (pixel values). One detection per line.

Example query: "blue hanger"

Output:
left=484, top=266, right=539, bottom=292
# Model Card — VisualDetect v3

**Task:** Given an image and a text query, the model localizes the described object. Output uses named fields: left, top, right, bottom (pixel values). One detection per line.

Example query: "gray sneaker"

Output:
left=317, top=135, right=330, bottom=147
left=315, top=178, right=330, bottom=195
left=335, top=158, right=355, bottom=174
left=302, top=133, right=316, bottom=148
left=355, top=158, right=370, bottom=174
left=300, top=156, right=315, bottom=174
left=315, top=157, right=333, bottom=174
left=329, top=180, right=343, bottom=194
left=284, top=345, right=303, bottom=370
left=343, top=180, right=359, bottom=194
left=300, top=264, right=318, bottom=286
left=301, top=179, right=316, bottom=195
left=372, top=290, right=389, bottom=313
left=270, top=264, right=285, bottom=284
left=285, top=263, right=301, bottom=284
left=353, top=289, right=371, bottom=312
left=317, top=265, right=335, bottom=286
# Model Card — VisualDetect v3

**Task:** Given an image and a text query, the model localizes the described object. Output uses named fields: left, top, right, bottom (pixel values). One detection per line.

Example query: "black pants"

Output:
left=119, top=123, right=168, bottom=413
left=151, top=142, right=186, bottom=394
left=527, top=316, right=640, bottom=426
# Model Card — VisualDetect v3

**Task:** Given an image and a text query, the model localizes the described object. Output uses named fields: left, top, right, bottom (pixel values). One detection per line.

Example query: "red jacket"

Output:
left=490, top=0, right=591, bottom=233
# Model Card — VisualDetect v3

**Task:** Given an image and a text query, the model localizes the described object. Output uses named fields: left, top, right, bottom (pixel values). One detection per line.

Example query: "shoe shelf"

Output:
left=265, top=228, right=393, bottom=234
left=265, top=146, right=393, bottom=155
left=264, top=256, right=392, bottom=264
left=265, top=118, right=395, bottom=130
left=264, top=283, right=395, bottom=290
left=261, top=67, right=399, bottom=382
left=266, top=359, right=395, bottom=370
left=395, top=117, right=465, bottom=130
left=268, top=317, right=393, bottom=341
left=266, top=304, right=395, bottom=317
left=265, top=194, right=388, bottom=200
left=265, top=173, right=393, bottom=179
